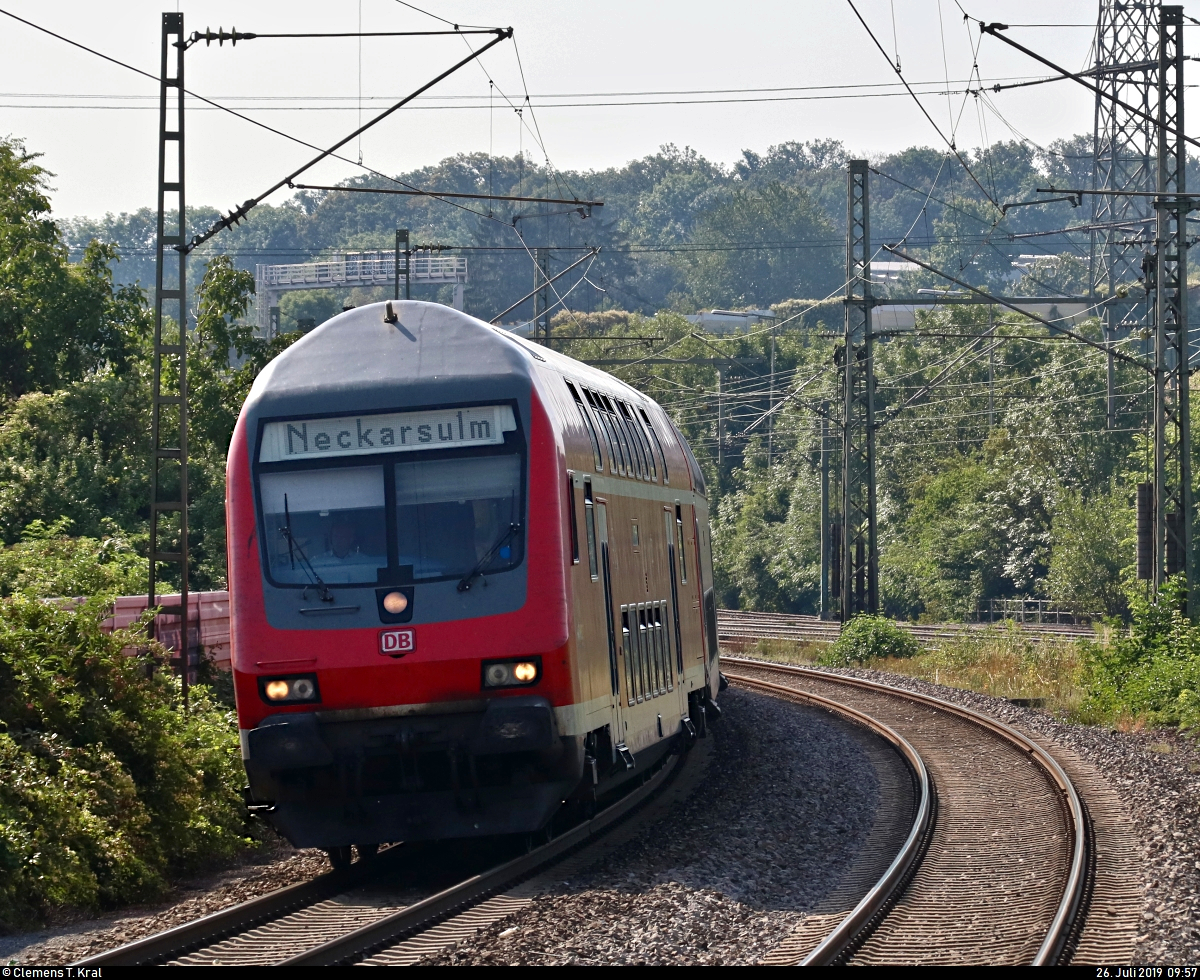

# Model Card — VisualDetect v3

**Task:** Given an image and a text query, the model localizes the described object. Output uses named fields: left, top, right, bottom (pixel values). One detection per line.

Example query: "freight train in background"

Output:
left=227, top=300, right=723, bottom=868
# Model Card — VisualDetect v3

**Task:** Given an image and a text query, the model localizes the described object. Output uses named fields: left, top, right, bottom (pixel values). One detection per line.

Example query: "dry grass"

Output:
left=722, top=624, right=1092, bottom=720
left=720, top=638, right=823, bottom=666
left=878, top=627, right=1089, bottom=718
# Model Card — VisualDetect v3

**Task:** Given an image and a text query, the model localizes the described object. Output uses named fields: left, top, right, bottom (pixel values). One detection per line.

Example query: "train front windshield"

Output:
left=259, top=453, right=524, bottom=586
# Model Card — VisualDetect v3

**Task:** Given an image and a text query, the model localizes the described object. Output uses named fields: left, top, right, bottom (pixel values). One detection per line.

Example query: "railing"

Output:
left=257, top=251, right=467, bottom=289
left=972, top=598, right=1098, bottom=626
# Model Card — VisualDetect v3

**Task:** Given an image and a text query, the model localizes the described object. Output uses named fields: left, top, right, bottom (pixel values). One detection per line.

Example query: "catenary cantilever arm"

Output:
left=185, top=28, right=513, bottom=253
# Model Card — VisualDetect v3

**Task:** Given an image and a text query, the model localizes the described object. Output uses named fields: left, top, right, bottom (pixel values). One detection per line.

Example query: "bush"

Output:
left=1081, top=577, right=1200, bottom=728
left=0, top=595, right=249, bottom=929
left=820, top=614, right=919, bottom=666
left=0, top=517, right=146, bottom=598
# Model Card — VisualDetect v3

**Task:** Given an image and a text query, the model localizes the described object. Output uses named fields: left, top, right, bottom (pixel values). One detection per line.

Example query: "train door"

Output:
left=594, top=498, right=627, bottom=760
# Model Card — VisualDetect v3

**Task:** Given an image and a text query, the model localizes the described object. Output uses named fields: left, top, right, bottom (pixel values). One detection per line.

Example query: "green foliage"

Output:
left=0, top=371, right=150, bottom=547
left=686, top=183, right=841, bottom=307
left=820, top=614, right=919, bottom=666
left=0, top=138, right=149, bottom=398
left=0, top=518, right=146, bottom=598
left=1081, top=578, right=1200, bottom=727
left=278, top=289, right=343, bottom=332
left=0, top=247, right=294, bottom=590
left=712, top=445, right=819, bottom=613
left=1045, top=486, right=1131, bottom=618
left=882, top=458, right=999, bottom=622
left=0, top=596, right=249, bottom=928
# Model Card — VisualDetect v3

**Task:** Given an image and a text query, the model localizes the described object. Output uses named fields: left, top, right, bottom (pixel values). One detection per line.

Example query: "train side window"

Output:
left=646, top=605, right=661, bottom=695
left=639, top=406, right=668, bottom=484
left=636, top=605, right=650, bottom=701
left=601, top=412, right=627, bottom=476
left=675, top=503, right=688, bottom=584
left=586, top=388, right=624, bottom=476
left=584, top=479, right=599, bottom=580
left=664, top=511, right=684, bottom=673
left=658, top=603, right=674, bottom=691
left=566, top=472, right=579, bottom=565
left=566, top=380, right=604, bottom=471
left=621, top=606, right=636, bottom=706
left=605, top=399, right=639, bottom=479
left=619, top=400, right=655, bottom=483
left=631, top=521, right=640, bottom=549
left=634, top=409, right=658, bottom=483
left=615, top=405, right=647, bottom=481
left=616, top=400, right=651, bottom=481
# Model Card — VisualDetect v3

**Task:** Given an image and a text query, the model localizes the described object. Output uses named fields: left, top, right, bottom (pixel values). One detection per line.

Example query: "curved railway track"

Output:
left=72, top=746, right=701, bottom=967
left=723, top=658, right=1091, bottom=966
left=70, top=660, right=1114, bottom=967
left=718, top=608, right=1095, bottom=648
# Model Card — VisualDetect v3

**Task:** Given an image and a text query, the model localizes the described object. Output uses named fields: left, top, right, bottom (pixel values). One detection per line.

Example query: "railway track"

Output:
left=69, top=660, right=1127, bottom=967
left=717, top=608, right=1096, bottom=648
left=72, top=743, right=706, bottom=967
left=723, top=658, right=1093, bottom=966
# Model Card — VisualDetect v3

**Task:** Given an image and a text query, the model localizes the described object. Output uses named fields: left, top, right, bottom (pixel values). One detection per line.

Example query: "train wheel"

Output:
left=327, top=845, right=353, bottom=871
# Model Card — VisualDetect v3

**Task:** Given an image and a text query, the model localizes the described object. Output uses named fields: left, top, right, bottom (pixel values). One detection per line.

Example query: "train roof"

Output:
left=244, top=300, right=659, bottom=414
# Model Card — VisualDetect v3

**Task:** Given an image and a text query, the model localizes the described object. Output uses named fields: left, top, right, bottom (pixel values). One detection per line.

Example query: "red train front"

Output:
left=228, top=301, right=721, bottom=862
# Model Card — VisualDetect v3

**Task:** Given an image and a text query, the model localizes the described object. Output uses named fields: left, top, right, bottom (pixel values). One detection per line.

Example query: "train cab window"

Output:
left=260, top=466, right=387, bottom=584
left=675, top=503, right=688, bottom=584
left=583, top=478, right=599, bottom=580
left=394, top=454, right=523, bottom=581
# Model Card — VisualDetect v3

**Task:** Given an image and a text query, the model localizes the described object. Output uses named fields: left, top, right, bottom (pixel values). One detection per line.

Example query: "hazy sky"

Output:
left=0, top=1, right=1182, bottom=220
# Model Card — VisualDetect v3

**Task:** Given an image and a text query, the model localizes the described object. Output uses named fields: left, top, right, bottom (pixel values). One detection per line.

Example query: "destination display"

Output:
left=259, top=405, right=517, bottom=463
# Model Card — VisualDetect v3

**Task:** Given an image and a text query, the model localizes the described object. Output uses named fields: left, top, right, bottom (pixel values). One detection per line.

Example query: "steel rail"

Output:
left=72, top=846, right=402, bottom=966
left=721, top=670, right=933, bottom=966
left=72, top=748, right=684, bottom=968
left=723, top=658, right=1089, bottom=966
left=280, top=749, right=683, bottom=964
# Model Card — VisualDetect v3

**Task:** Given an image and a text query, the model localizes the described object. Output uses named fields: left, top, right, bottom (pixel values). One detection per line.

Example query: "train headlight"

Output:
left=481, top=658, right=541, bottom=689
left=265, top=680, right=290, bottom=700
left=259, top=674, right=321, bottom=705
left=382, top=591, right=408, bottom=614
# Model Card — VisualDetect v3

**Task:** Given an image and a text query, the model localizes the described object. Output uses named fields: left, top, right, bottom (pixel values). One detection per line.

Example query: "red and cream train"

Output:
left=227, top=300, right=721, bottom=865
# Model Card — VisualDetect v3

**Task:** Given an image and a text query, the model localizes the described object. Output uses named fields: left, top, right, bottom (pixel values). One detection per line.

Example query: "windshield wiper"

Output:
left=281, top=493, right=334, bottom=603
left=457, top=522, right=522, bottom=592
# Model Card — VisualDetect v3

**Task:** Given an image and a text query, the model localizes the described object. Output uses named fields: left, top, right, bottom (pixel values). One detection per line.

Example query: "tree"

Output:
left=0, top=138, right=147, bottom=398
left=1045, top=486, right=1132, bottom=617
left=687, top=183, right=841, bottom=308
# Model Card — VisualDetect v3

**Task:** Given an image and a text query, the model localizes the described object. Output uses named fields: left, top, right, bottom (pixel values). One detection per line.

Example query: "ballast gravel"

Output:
left=8, top=664, right=1195, bottom=965
left=1, top=840, right=329, bottom=966
left=422, top=687, right=891, bottom=966
left=820, top=665, right=1200, bottom=966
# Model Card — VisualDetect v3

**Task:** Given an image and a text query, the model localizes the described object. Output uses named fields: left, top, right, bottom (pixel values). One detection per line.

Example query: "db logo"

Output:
left=379, top=629, right=415, bottom=656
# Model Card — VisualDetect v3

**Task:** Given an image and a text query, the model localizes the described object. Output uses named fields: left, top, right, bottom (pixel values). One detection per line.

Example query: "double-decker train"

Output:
left=228, top=300, right=721, bottom=866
